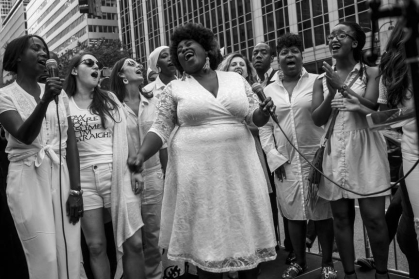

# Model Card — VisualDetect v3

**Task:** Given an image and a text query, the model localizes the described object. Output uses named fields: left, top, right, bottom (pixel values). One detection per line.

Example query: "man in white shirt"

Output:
left=252, top=42, right=279, bottom=87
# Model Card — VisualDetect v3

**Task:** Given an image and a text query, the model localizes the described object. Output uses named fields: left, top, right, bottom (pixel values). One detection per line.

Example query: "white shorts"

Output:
left=81, top=163, right=112, bottom=211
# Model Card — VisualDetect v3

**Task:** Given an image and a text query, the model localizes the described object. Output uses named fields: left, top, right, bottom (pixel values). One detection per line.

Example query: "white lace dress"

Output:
left=149, top=71, right=277, bottom=272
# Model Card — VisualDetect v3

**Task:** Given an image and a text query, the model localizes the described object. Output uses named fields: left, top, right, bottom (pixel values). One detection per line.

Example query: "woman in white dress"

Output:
left=260, top=33, right=335, bottom=279
left=311, top=22, right=390, bottom=279
left=0, top=35, right=83, bottom=279
left=129, top=23, right=277, bottom=279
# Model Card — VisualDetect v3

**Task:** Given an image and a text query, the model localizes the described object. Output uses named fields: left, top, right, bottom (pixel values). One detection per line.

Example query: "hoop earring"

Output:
left=123, top=78, right=129, bottom=84
left=202, top=56, right=210, bottom=72
left=157, top=66, right=161, bottom=74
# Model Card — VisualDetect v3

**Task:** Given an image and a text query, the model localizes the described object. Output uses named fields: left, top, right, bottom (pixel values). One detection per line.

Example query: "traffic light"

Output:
left=78, top=0, right=102, bottom=17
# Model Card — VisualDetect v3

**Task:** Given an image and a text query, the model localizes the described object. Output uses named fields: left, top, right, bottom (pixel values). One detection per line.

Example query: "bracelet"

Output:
left=338, top=84, right=348, bottom=93
left=69, top=189, right=83, bottom=196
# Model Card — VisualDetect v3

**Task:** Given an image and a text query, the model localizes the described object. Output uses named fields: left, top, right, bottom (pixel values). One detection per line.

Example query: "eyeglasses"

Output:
left=80, top=58, right=103, bottom=70
left=327, top=32, right=356, bottom=42
left=121, top=59, right=143, bottom=72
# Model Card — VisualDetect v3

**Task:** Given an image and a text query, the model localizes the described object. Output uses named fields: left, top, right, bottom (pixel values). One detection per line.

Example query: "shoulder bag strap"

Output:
left=322, top=70, right=362, bottom=145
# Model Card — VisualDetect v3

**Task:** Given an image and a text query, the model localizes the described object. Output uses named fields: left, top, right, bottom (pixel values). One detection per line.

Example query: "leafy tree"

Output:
left=58, top=38, right=133, bottom=78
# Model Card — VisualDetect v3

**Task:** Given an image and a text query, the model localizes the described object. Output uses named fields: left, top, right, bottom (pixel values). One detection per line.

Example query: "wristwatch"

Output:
left=338, top=84, right=348, bottom=93
left=70, top=189, right=83, bottom=196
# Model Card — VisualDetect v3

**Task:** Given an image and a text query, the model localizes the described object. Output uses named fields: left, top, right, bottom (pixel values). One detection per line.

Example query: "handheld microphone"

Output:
left=45, top=59, right=60, bottom=104
left=251, top=82, right=279, bottom=123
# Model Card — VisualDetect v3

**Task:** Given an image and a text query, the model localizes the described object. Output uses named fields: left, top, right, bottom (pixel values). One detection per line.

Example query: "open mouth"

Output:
left=184, top=51, right=194, bottom=61
left=331, top=44, right=341, bottom=51
left=135, top=69, right=142, bottom=74
left=234, top=68, right=243, bottom=75
left=38, top=60, right=46, bottom=66
left=286, top=61, right=296, bottom=67
left=91, top=72, right=99, bottom=78
left=168, top=62, right=175, bottom=67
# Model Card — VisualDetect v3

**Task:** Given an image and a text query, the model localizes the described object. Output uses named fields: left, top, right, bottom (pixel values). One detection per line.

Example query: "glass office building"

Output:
left=119, top=0, right=394, bottom=71
left=27, top=0, right=119, bottom=55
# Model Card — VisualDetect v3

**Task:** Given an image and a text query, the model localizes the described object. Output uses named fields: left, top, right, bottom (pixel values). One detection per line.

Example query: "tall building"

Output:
left=26, top=0, right=119, bottom=56
left=0, top=0, right=29, bottom=84
left=1, top=0, right=12, bottom=21
left=118, top=0, right=396, bottom=72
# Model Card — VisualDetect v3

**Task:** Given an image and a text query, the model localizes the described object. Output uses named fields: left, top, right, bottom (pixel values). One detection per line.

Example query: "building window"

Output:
left=296, top=0, right=329, bottom=49
left=262, top=0, right=290, bottom=55
left=337, top=0, right=371, bottom=30
left=162, top=0, right=255, bottom=59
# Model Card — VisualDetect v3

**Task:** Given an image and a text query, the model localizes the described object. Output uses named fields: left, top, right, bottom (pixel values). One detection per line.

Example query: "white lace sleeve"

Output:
left=378, top=76, right=388, bottom=104
left=148, top=83, right=177, bottom=143
left=243, top=77, right=259, bottom=125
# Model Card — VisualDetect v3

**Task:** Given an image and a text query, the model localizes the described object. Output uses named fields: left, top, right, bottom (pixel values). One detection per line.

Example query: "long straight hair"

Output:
left=109, top=57, right=150, bottom=102
left=379, top=20, right=411, bottom=108
left=63, top=52, right=119, bottom=128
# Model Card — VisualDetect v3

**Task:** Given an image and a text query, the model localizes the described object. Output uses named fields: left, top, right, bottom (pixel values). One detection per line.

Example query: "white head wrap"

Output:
left=147, top=46, right=169, bottom=73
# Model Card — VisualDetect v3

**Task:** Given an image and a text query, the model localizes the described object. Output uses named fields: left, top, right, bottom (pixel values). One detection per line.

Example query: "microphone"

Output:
left=251, top=82, right=279, bottom=123
left=45, top=59, right=60, bottom=104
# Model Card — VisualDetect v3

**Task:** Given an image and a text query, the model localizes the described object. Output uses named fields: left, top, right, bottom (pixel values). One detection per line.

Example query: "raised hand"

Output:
left=322, top=61, right=343, bottom=91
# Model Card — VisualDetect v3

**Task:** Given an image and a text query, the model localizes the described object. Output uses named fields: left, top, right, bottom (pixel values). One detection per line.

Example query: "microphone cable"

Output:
left=264, top=105, right=419, bottom=197
left=56, top=98, right=70, bottom=279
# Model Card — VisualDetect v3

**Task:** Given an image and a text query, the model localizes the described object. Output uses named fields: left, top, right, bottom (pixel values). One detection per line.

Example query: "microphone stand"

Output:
left=368, top=0, right=419, bottom=152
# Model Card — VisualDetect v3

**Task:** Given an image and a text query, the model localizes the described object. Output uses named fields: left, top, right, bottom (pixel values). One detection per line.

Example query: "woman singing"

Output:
left=311, top=22, right=390, bottom=279
left=129, top=23, right=277, bottom=279
left=0, top=35, right=82, bottom=278
left=110, top=54, right=170, bottom=279
left=332, top=20, right=419, bottom=276
left=260, top=33, right=336, bottom=279
left=64, top=52, right=144, bottom=279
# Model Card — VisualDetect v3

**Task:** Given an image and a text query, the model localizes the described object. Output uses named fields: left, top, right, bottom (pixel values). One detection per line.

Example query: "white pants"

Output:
left=403, top=153, right=419, bottom=250
left=6, top=155, right=81, bottom=279
left=141, top=168, right=164, bottom=279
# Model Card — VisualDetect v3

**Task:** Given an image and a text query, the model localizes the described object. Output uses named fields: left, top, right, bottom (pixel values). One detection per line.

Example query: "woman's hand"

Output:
left=259, top=96, right=276, bottom=116
left=275, top=164, right=287, bottom=182
left=42, top=77, right=63, bottom=103
left=331, top=94, right=361, bottom=112
left=127, top=154, right=144, bottom=174
left=66, top=194, right=83, bottom=225
left=322, top=62, right=344, bottom=91
left=131, top=172, right=144, bottom=195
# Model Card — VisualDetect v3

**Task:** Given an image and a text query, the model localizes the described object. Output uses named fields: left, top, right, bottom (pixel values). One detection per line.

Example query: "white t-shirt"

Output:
left=69, top=97, right=113, bottom=169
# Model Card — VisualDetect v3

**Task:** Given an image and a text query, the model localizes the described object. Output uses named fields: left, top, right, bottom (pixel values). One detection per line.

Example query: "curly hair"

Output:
left=218, top=52, right=256, bottom=84
left=379, top=20, right=411, bottom=108
left=3, top=35, right=50, bottom=74
left=64, top=51, right=119, bottom=129
left=169, top=22, right=223, bottom=73
left=276, top=33, right=304, bottom=54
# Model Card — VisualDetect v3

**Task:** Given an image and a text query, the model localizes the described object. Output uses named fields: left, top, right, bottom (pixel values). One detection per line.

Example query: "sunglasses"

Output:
left=327, top=32, right=356, bottom=43
left=120, top=59, right=143, bottom=72
left=80, top=58, right=103, bottom=70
